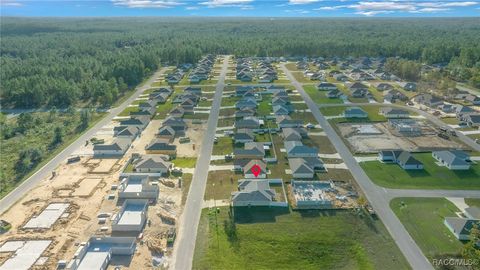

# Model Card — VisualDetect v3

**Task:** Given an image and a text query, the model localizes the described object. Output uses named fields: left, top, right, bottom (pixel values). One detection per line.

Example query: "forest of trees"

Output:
left=1, top=17, right=480, bottom=109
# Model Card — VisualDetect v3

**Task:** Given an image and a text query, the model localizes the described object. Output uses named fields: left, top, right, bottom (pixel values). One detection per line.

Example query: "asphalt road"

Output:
left=0, top=67, right=168, bottom=215
left=318, top=102, right=480, bottom=152
left=171, top=56, right=229, bottom=270
left=280, top=63, right=435, bottom=270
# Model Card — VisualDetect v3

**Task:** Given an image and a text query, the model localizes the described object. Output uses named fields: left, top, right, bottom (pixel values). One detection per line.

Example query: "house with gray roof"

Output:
left=235, top=98, right=257, bottom=110
left=444, top=217, right=479, bottom=241
left=326, top=89, right=341, bottom=98
left=413, top=93, right=443, bottom=108
left=93, top=138, right=132, bottom=156
left=465, top=207, right=480, bottom=220
left=461, top=114, right=480, bottom=127
left=234, top=142, right=265, bottom=159
left=145, top=138, right=177, bottom=156
left=282, top=128, right=304, bottom=141
left=157, top=126, right=176, bottom=141
left=276, top=115, right=303, bottom=128
left=235, top=108, right=256, bottom=118
left=378, top=150, right=423, bottom=170
left=114, top=126, right=140, bottom=139
left=234, top=129, right=255, bottom=144
left=119, top=116, right=149, bottom=130
left=432, top=150, right=471, bottom=170
left=272, top=96, right=290, bottom=106
left=243, top=160, right=267, bottom=179
left=344, top=107, right=368, bottom=118
left=285, top=141, right=318, bottom=158
left=132, top=155, right=171, bottom=175
left=317, top=82, right=337, bottom=91
left=235, top=117, right=261, bottom=129
left=273, top=104, right=291, bottom=115
left=379, top=107, right=410, bottom=118
left=403, top=82, right=417, bottom=91
left=289, top=157, right=324, bottom=179
left=231, top=179, right=275, bottom=207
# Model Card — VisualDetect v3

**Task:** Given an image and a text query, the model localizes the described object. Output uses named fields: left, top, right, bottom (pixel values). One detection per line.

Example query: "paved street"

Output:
left=280, top=63, right=435, bottom=270
left=171, top=56, right=229, bottom=270
left=0, top=67, right=168, bottom=215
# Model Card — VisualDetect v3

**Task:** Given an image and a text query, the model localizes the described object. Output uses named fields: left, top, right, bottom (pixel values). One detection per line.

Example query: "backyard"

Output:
left=193, top=207, right=410, bottom=270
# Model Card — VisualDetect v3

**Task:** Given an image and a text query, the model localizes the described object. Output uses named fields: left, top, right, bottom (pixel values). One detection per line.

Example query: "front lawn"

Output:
left=212, top=137, right=234, bottom=155
left=171, top=157, right=197, bottom=168
left=304, top=85, right=343, bottom=105
left=193, top=207, right=410, bottom=270
left=362, top=153, right=480, bottom=189
left=390, top=198, right=463, bottom=261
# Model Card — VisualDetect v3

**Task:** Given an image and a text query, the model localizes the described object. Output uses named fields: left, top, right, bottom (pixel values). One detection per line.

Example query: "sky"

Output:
left=1, top=0, right=480, bottom=17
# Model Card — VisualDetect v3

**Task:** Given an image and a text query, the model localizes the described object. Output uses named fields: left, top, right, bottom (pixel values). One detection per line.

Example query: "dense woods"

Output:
left=1, top=17, right=480, bottom=109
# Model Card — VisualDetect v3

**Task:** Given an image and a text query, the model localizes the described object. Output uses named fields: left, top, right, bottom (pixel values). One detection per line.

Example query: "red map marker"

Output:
left=251, top=164, right=261, bottom=177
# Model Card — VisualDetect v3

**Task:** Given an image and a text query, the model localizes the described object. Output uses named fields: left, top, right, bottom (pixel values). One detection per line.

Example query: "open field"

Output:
left=390, top=198, right=464, bottom=262
left=362, top=153, right=480, bottom=189
left=193, top=207, right=410, bottom=270
left=212, top=137, right=234, bottom=155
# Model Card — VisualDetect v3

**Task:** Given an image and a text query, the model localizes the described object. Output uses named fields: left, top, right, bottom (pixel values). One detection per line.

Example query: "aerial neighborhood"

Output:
left=1, top=54, right=480, bottom=270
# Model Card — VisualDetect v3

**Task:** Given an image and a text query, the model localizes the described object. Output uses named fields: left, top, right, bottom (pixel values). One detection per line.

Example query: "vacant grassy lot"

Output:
left=193, top=207, right=410, bottom=270
left=320, top=105, right=386, bottom=122
left=118, top=106, right=139, bottom=116
left=291, top=71, right=311, bottom=83
left=440, top=117, right=459, bottom=125
left=257, top=100, right=271, bottom=116
left=390, top=198, right=463, bottom=261
left=361, top=153, right=480, bottom=189
left=304, top=85, right=343, bottom=105
left=285, top=62, right=299, bottom=71
left=181, top=173, right=193, bottom=205
left=154, top=102, right=174, bottom=119
left=212, top=137, right=234, bottom=155
left=172, top=157, right=197, bottom=168
left=204, top=170, right=242, bottom=200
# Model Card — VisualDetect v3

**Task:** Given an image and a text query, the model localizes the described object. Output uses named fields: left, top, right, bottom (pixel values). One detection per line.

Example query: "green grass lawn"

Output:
left=204, top=170, right=242, bottom=200
left=181, top=173, right=193, bottom=206
left=320, top=105, right=386, bottom=122
left=217, top=118, right=234, bottom=127
left=257, top=100, right=271, bottom=116
left=304, top=85, right=343, bottom=105
left=390, top=198, right=463, bottom=261
left=465, top=198, right=480, bottom=208
left=172, top=157, right=197, bottom=168
left=118, top=106, right=139, bottom=116
left=285, top=62, right=299, bottom=71
left=155, top=102, right=174, bottom=119
left=361, top=153, right=480, bottom=189
left=367, top=87, right=384, bottom=102
left=212, top=137, right=234, bottom=155
left=291, top=71, right=311, bottom=83
left=221, top=97, right=239, bottom=107
left=440, top=117, right=459, bottom=125
left=198, top=100, right=213, bottom=107
left=193, top=207, right=410, bottom=270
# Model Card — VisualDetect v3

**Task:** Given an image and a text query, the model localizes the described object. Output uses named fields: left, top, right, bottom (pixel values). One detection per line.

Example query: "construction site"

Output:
left=0, top=151, right=188, bottom=269
left=288, top=180, right=358, bottom=210
left=337, top=120, right=465, bottom=153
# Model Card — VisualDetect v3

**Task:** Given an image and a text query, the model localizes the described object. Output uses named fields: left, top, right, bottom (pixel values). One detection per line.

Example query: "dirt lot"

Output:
left=0, top=137, right=189, bottom=270
left=174, top=121, right=206, bottom=158
left=338, top=122, right=465, bottom=153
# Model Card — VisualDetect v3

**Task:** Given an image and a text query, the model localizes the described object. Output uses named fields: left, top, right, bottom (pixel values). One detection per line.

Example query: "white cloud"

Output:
left=288, top=0, right=320, bottom=5
left=185, top=6, right=199, bottom=10
left=331, top=1, right=480, bottom=16
left=1, top=0, right=23, bottom=7
left=199, top=0, right=253, bottom=8
left=111, top=0, right=183, bottom=8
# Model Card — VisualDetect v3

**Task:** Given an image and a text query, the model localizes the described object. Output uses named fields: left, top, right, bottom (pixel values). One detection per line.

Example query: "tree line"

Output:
left=1, top=17, right=479, bottom=109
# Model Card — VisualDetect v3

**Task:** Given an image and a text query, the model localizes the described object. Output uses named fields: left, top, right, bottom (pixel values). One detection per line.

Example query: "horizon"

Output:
left=1, top=0, right=480, bottom=17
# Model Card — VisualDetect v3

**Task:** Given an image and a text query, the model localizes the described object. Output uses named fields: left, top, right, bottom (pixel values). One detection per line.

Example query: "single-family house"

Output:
left=317, top=82, right=337, bottom=91
left=276, top=115, right=303, bottom=128
left=284, top=141, right=318, bottom=158
left=93, top=138, right=132, bottom=156
left=234, top=129, right=255, bottom=144
left=379, top=107, right=410, bottom=118
left=403, top=82, right=417, bottom=91
left=132, top=155, right=171, bottom=175
left=242, top=160, right=267, bottom=179
left=234, top=142, right=265, bottom=159
left=231, top=179, right=275, bottom=206
left=235, top=117, right=261, bottom=129
left=289, top=157, right=324, bottom=178
left=432, top=150, right=471, bottom=170
left=444, top=218, right=480, bottom=241
left=145, top=138, right=177, bottom=156
left=378, top=150, right=423, bottom=170
left=344, top=107, right=368, bottom=118
left=157, top=126, right=176, bottom=141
